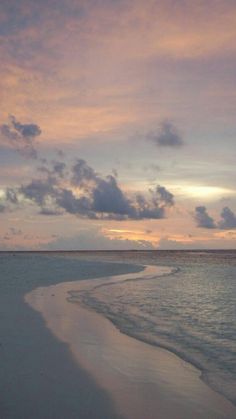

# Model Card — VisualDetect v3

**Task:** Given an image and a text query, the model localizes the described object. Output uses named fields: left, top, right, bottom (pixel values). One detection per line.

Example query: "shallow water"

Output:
left=70, top=250, right=236, bottom=405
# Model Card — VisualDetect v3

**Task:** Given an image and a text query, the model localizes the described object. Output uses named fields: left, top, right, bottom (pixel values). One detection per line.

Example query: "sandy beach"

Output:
left=1, top=254, right=142, bottom=419
left=25, top=264, right=236, bottom=419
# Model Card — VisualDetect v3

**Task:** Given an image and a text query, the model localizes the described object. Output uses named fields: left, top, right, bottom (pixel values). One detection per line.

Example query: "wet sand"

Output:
left=1, top=255, right=141, bottom=419
left=25, top=265, right=236, bottom=419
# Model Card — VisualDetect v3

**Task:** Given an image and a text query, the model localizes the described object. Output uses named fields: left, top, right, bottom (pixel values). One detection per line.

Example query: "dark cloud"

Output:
left=71, top=161, right=134, bottom=218
left=11, top=116, right=41, bottom=138
left=0, top=203, right=5, bottom=213
left=0, top=188, right=19, bottom=212
left=135, top=193, right=164, bottom=219
left=55, top=188, right=93, bottom=216
left=6, top=188, right=18, bottom=204
left=0, top=115, right=41, bottom=158
left=92, top=176, right=132, bottom=216
left=20, top=178, right=56, bottom=206
left=134, top=185, right=174, bottom=219
left=218, top=207, right=236, bottom=229
left=53, top=161, right=66, bottom=178
left=7, top=158, right=174, bottom=221
left=155, top=185, right=174, bottom=206
left=194, top=205, right=236, bottom=230
left=148, top=120, right=184, bottom=148
left=38, top=160, right=67, bottom=179
left=194, top=206, right=216, bottom=229
left=71, top=159, right=97, bottom=187
left=133, top=186, right=174, bottom=220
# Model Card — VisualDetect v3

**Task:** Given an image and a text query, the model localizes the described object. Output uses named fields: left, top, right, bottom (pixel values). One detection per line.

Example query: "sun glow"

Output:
left=169, top=184, right=235, bottom=200
left=103, top=228, right=158, bottom=245
left=0, top=189, right=5, bottom=198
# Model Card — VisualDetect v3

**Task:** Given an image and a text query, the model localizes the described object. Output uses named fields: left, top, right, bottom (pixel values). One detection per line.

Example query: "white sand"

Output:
left=25, top=265, right=236, bottom=419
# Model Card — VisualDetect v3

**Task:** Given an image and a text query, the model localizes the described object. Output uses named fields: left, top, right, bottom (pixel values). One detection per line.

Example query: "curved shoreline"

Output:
left=67, top=263, right=236, bottom=407
left=1, top=253, right=142, bottom=419
left=26, top=266, right=236, bottom=419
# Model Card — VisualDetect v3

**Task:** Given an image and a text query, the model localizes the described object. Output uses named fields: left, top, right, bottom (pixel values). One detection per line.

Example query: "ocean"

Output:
left=1, top=250, right=236, bottom=408
left=68, top=250, right=236, bottom=406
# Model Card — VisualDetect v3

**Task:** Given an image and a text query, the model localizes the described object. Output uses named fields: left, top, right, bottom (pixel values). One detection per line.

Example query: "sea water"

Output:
left=1, top=250, right=235, bottom=406
left=74, top=250, right=236, bottom=405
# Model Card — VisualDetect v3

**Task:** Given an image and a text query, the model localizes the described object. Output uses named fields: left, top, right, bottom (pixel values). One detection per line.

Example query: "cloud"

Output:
left=20, top=178, right=56, bottom=206
left=148, top=120, right=184, bottom=148
left=218, top=207, right=236, bottom=229
left=65, top=159, right=174, bottom=220
left=52, top=161, right=66, bottom=178
left=5, top=188, right=18, bottom=204
left=38, top=160, right=67, bottom=179
left=0, top=187, right=19, bottom=213
left=194, top=206, right=216, bottom=229
left=194, top=205, right=236, bottom=230
left=0, top=203, right=5, bottom=213
left=92, top=176, right=133, bottom=217
left=135, top=185, right=174, bottom=220
left=39, top=207, right=62, bottom=216
left=42, top=228, right=154, bottom=251
left=155, top=185, right=174, bottom=206
left=0, top=115, right=41, bottom=158
left=55, top=188, right=93, bottom=216
left=71, top=159, right=97, bottom=187
left=3, top=158, right=174, bottom=221
left=9, top=227, right=22, bottom=236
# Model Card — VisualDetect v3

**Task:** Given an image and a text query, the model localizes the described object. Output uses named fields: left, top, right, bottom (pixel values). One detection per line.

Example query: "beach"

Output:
left=0, top=253, right=140, bottom=419
left=1, top=251, right=236, bottom=419
left=25, top=262, right=236, bottom=419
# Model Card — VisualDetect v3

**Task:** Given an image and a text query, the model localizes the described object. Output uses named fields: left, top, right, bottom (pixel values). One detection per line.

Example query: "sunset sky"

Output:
left=0, top=0, right=236, bottom=250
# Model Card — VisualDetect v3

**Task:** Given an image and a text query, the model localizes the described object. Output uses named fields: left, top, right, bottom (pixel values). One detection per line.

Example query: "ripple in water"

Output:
left=74, top=251, right=236, bottom=406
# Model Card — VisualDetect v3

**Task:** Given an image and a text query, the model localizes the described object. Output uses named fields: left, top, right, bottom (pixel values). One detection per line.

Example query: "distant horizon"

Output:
left=1, top=248, right=236, bottom=253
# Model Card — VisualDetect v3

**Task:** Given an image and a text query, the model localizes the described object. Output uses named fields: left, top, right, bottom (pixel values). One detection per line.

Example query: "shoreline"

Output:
left=26, top=264, right=236, bottom=419
left=1, top=254, right=141, bottom=419
left=68, top=264, right=236, bottom=407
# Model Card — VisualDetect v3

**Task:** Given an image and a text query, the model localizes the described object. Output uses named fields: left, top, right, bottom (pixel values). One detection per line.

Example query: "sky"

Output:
left=0, top=0, right=236, bottom=250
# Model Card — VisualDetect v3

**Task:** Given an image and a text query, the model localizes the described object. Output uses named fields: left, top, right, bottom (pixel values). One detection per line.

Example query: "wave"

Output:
left=68, top=263, right=236, bottom=407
